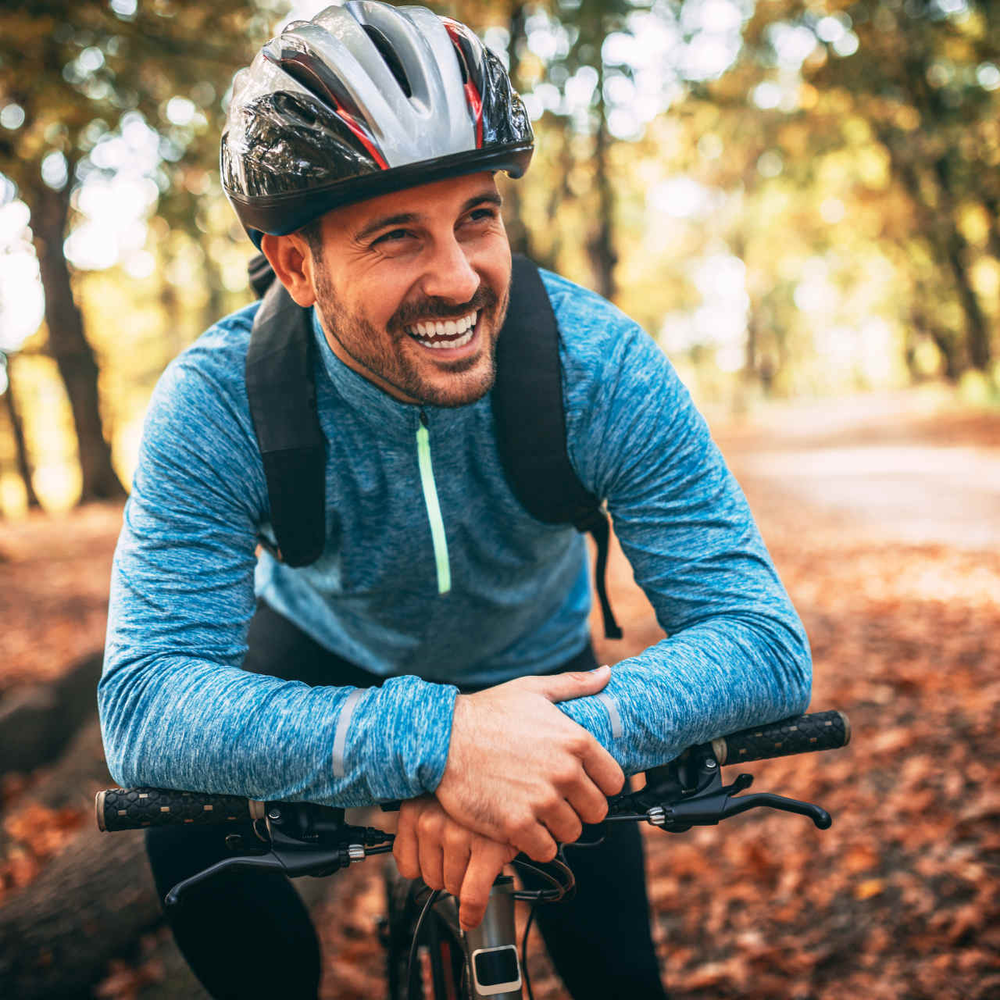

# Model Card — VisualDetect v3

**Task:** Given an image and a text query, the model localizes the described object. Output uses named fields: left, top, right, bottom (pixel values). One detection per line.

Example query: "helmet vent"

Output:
left=361, top=25, right=412, bottom=98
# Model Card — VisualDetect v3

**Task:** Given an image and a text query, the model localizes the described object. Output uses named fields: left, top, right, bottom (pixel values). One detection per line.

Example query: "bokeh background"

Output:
left=0, top=1, right=997, bottom=998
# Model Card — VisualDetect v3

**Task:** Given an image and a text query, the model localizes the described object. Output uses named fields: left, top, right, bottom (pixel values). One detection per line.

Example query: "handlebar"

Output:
left=95, top=710, right=851, bottom=834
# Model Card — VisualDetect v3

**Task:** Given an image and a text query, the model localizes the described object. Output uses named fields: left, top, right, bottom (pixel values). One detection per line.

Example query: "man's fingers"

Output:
left=442, top=837, right=472, bottom=897
left=509, top=815, right=559, bottom=862
left=581, top=738, right=625, bottom=797
left=417, top=835, right=445, bottom=891
left=562, top=773, right=610, bottom=826
left=459, top=844, right=515, bottom=930
left=392, top=809, right=420, bottom=881
left=540, top=798, right=583, bottom=845
left=521, top=664, right=611, bottom=703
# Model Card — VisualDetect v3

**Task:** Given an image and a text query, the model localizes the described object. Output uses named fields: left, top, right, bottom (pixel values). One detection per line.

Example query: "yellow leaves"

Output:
left=855, top=145, right=891, bottom=189
left=841, top=116, right=874, bottom=146
left=970, top=258, right=1000, bottom=302
left=777, top=122, right=810, bottom=159
left=958, top=203, right=992, bottom=248
left=854, top=879, right=885, bottom=900
left=894, top=105, right=921, bottom=131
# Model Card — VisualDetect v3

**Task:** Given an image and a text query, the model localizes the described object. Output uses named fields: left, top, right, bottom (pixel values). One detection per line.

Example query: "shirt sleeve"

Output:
left=551, top=289, right=812, bottom=774
left=98, top=335, right=456, bottom=806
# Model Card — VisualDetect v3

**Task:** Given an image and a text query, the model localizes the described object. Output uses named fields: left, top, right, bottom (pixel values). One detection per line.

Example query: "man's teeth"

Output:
left=407, top=311, right=477, bottom=348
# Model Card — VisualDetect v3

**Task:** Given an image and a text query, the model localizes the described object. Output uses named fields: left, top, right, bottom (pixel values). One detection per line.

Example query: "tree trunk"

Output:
left=503, top=3, right=534, bottom=260
left=0, top=651, right=103, bottom=777
left=0, top=821, right=162, bottom=1000
left=942, top=229, right=991, bottom=372
left=1, top=355, right=41, bottom=508
left=933, top=158, right=992, bottom=371
left=588, top=56, right=617, bottom=302
left=29, top=180, right=125, bottom=502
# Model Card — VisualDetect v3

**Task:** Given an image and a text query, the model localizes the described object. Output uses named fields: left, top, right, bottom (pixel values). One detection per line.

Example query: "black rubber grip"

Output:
left=712, top=711, right=851, bottom=765
left=96, top=787, right=256, bottom=832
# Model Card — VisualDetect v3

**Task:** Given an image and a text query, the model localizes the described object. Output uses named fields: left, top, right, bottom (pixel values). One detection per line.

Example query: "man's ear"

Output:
left=260, top=232, right=316, bottom=307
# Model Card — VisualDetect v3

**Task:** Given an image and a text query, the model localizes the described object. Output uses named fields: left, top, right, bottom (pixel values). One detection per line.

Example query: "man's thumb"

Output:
left=532, top=664, right=611, bottom=703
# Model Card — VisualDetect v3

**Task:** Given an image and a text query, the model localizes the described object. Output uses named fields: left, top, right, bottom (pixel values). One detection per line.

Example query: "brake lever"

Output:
left=635, top=750, right=833, bottom=832
left=721, top=791, right=832, bottom=829
left=164, top=802, right=393, bottom=908
left=164, top=853, right=286, bottom=906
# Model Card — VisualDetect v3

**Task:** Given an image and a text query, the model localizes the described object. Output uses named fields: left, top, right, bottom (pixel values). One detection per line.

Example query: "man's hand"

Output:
left=394, top=796, right=518, bottom=930
left=434, top=665, right=624, bottom=862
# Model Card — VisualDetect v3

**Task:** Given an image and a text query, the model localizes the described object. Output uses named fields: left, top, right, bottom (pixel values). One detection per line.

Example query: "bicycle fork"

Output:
left=462, top=876, right=523, bottom=998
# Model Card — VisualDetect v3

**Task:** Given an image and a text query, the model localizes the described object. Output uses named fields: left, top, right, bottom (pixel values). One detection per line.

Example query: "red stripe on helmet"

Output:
left=464, top=81, right=483, bottom=148
left=333, top=99, right=389, bottom=170
left=444, top=22, right=484, bottom=148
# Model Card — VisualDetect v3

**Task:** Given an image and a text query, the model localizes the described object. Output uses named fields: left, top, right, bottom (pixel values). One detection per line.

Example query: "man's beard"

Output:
left=313, top=265, right=509, bottom=409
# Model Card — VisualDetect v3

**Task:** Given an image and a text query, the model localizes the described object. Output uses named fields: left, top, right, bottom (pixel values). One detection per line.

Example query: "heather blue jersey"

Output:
left=99, top=270, right=811, bottom=806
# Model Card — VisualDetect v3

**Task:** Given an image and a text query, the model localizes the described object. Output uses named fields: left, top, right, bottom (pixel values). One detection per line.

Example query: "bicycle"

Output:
left=95, top=709, right=850, bottom=999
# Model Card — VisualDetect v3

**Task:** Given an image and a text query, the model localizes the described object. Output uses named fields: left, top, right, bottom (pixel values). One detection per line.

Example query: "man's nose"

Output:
left=418, top=236, right=480, bottom=304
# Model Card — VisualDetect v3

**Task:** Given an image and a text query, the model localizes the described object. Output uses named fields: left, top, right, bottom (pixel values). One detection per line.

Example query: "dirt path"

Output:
left=719, top=393, right=1000, bottom=551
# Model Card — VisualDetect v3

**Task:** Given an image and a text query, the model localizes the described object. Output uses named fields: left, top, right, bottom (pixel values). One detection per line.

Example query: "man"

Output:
left=99, top=4, right=811, bottom=998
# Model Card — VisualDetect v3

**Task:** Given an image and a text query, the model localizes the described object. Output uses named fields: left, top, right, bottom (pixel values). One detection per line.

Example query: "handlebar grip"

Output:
left=711, top=711, right=851, bottom=765
left=96, top=787, right=262, bottom=832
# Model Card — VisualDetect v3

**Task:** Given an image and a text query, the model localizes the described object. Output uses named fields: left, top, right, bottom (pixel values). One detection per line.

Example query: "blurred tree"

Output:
left=739, top=0, right=1000, bottom=379
left=0, top=354, right=41, bottom=509
left=0, top=0, right=275, bottom=502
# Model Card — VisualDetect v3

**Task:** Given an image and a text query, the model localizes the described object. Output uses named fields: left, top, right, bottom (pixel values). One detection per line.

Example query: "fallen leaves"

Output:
left=1, top=402, right=998, bottom=999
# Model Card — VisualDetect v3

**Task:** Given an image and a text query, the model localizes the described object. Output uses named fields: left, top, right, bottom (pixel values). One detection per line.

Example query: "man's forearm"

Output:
left=556, top=613, right=812, bottom=774
left=99, top=651, right=458, bottom=806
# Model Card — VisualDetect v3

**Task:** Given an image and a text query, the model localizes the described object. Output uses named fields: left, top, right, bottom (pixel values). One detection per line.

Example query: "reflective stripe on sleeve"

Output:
left=595, top=690, right=623, bottom=739
left=332, top=688, right=365, bottom=779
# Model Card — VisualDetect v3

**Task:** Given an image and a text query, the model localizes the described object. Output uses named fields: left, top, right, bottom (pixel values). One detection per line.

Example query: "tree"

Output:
left=738, top=0, right=1000, bottom=379
left=0, top=0, right=276, bottom=502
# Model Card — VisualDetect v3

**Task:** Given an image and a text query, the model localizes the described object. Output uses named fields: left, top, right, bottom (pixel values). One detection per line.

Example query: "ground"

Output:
left=0, top=390, right=997, bottom=999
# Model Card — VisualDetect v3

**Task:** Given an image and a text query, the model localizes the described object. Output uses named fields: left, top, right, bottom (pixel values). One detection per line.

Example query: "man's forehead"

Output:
left=329, top=172, right=500, bottom=236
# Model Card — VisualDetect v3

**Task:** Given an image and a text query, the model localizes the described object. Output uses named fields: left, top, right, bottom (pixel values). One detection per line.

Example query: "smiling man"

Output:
left=99, top=4, right=812, bottom=999
left=273, top=177, right=509, bottom=408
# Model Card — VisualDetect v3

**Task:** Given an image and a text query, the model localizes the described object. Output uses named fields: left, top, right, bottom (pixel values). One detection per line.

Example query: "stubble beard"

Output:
left=313, top=263, right=510, bottom=409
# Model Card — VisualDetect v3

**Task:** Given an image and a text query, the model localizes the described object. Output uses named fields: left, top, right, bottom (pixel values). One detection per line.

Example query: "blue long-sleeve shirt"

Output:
left=99, top=268, right=811, bottom=806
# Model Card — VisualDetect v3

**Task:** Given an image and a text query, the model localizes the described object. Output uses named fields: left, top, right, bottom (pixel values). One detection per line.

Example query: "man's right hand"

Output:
left=433, top=665, right=625, bottom=862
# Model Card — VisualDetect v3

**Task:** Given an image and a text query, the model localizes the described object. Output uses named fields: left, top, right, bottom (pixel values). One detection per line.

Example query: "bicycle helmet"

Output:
left=221, top=1, right=534, bottom=247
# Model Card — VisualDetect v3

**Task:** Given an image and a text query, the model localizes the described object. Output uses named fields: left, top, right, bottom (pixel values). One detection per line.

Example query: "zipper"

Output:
left=416, top=410, right=451, bottom=595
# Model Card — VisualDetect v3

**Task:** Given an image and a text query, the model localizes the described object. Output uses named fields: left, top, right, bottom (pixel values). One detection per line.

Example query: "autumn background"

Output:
left=0, top=0, right=997, bottom=997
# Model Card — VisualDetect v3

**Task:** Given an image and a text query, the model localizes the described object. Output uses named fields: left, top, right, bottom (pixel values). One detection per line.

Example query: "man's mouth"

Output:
left=404, top=309, right=479, bottom=350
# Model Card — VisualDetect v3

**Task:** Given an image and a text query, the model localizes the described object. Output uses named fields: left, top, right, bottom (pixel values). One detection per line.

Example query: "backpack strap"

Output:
left=245, top=275, right=326, bottom=566
left=493, top=256, right=622, bottom=640
left=243, top=252, right=622, bottom=638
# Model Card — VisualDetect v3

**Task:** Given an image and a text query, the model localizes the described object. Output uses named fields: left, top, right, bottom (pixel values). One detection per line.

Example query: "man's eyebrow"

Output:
left=460, top=191, right=503, bottom=213
left=352, top=191, right=503, bottom=243
left=352, top=211, right=419, bottom=243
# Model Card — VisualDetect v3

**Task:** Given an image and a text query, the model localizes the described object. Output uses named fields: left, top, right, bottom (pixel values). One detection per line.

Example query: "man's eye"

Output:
left=372, top=228, right=413, bottom=246
left=468, top=208, right=496, bottom=223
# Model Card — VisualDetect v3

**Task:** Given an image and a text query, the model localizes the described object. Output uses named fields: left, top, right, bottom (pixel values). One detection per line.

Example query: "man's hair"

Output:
left=298, top=218, right=324, bottom=261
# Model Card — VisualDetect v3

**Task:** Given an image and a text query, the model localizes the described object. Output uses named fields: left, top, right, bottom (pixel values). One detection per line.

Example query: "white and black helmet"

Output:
left=221, top=1, right=534, bottom=246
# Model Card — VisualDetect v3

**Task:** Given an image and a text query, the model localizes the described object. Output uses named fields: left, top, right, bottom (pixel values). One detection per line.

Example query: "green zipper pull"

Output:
left=416, top=411, right=451, bottom=595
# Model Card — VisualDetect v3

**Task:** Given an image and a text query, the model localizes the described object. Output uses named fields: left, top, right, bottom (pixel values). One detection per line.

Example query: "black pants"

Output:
left=146, top=602, right=666, bottom=999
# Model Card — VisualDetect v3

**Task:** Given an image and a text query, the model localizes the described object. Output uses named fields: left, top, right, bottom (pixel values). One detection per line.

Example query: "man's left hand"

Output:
left=394, top=796, right=518, bottom=930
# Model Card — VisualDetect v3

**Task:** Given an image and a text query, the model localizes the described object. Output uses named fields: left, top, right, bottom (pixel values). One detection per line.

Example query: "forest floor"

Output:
left=0, top=389, right=997, bottom=999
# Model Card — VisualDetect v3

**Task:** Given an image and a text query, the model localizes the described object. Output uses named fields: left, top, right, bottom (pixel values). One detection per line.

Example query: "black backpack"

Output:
left=244, top=253, right=621, bottom=639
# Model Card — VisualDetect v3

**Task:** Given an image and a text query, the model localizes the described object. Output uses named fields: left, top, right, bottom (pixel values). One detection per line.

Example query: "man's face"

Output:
left=305, top=172, right=511, bottom=409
